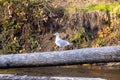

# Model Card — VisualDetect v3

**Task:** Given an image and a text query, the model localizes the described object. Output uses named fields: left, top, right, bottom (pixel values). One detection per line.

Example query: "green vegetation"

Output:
left=86, top=3, right=120, bottom=12
left=0, top=0, right=119, bottom=54
left=69, top=27, right=86, bottom=47
left=0, top=0, right=61, bottom=54
left=67, top=1, right=120, bottom=48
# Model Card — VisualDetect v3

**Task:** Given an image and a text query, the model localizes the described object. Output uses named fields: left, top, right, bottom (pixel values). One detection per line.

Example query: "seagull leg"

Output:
left=59, top=47, right=65, bottom=51
left=59, top=47, right=64, bottom=51
left=59, top=47, right=62, bottom=51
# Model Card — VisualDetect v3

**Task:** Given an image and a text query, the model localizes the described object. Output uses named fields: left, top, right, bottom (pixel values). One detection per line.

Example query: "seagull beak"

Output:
left=54, top=32, right=59, bottom=36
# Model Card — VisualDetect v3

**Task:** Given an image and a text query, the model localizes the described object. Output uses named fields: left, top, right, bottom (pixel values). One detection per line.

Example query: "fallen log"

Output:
left=0, top=74, right=106, bottom=80
left=0, top=46, right=120, bottom=68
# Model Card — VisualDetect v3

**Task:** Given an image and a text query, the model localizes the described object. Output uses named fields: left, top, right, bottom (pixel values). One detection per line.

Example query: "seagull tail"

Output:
left=69, top=42, right=73, bottom=46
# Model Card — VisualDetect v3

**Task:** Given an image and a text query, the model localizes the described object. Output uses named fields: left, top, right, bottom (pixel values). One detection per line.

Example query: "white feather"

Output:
left=54, top=32, right=72, bottom=47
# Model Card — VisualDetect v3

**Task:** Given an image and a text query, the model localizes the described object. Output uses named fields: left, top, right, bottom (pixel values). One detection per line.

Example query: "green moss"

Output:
left=86, top=3, right=120, bottom=12
left=93, top=37, right=105, bottom=45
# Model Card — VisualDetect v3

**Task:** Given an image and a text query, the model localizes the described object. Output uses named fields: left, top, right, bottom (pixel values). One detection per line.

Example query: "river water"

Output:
left=0, top=65, right=120, bottom=80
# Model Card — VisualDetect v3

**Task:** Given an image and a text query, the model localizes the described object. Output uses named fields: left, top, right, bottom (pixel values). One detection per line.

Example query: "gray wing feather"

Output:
left=57, top=40, right=69, bottom=47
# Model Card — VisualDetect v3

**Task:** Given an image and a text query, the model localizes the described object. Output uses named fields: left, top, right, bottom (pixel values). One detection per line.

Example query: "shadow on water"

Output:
left=0, top=65, right=120, bottom=80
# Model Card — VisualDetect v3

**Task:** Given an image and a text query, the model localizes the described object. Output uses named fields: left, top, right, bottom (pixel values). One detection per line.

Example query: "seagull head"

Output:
left=54, top=32, right=59, bottom=36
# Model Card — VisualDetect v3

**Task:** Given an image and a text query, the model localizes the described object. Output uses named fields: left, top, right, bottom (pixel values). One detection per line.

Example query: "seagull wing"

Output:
left=57, top=40, right=70, bottom=47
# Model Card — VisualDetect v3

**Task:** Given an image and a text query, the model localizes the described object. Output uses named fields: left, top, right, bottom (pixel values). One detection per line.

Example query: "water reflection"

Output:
left=0, top=65, right=120, bottom=80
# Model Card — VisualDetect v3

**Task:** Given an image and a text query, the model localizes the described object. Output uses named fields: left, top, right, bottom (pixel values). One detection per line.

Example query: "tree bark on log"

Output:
left=0, top=46, right=120, bottom=68
left=0, top=74, right=106, bottom=80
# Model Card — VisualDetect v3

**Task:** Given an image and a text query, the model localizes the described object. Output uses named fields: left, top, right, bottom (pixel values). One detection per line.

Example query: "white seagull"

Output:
left=54, top=32, right=72, bottom=48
